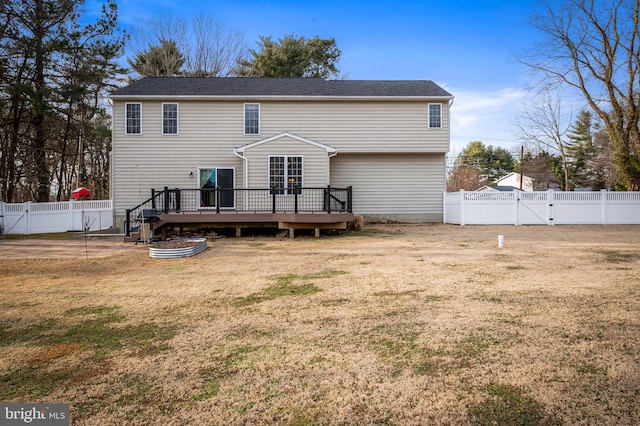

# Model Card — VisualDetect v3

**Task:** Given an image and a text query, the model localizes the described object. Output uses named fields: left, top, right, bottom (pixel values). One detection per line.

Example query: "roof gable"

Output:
left=235, top=132, right=337, bottom=154
left=110, top=77, right=453, bottom=100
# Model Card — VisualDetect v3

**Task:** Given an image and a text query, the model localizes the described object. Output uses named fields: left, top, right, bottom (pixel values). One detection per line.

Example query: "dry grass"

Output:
left=1, top=224, right=639, bottom=425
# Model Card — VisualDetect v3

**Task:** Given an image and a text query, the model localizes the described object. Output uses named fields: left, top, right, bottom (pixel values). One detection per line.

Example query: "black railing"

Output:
left=125, top=186, right=352, bottom=237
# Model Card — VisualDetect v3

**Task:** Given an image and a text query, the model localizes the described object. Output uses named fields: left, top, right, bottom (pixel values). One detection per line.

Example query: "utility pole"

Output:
left=520, top=146, right=524, bottom=191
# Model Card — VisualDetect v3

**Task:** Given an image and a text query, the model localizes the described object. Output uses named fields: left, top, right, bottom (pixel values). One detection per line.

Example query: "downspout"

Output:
left=328, top=150, right=337, bottom=186
left=233, top=148, right=248, bottom=208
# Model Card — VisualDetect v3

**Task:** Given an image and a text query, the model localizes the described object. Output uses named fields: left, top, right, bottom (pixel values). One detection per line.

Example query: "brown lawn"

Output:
left=1, top=224, right=639, bottom=425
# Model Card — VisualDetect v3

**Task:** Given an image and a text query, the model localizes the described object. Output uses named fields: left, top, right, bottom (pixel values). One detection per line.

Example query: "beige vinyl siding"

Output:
left=242, top=136, right=330, bottom=189
left=111, top=98, right=449, bottom=224
left=260, top=101, right=449, bottom=153
left=330, top=153, right=445, bottom=222
left=112, top=101, right=245, bottom=217
left=113, top=99, right=449, bottom=150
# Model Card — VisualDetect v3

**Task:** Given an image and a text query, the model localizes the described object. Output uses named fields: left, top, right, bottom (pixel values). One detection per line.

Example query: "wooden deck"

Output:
left=126, top=210, right=355, bottom=241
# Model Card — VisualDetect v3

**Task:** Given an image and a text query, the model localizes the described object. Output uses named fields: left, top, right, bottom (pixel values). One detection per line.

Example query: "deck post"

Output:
left=326, top=185, right=332, bottom=214
left=272, top=189, right=276, bottom=213
left=216, top=187, right=220, bottom=214
left=175, top=188, right=181, bottom=212
left=125, top=209, right=131, bottom=237
left=163, top=187, right=169, bottom=213
left=294, top=187, right=299, bottom=214
left=348, top=186, right=353, bottom=212
left=151, top=189, right=156, bottom=209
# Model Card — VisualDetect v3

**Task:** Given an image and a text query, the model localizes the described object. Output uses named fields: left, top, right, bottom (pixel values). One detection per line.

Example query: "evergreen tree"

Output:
left=235, top=35, right=341, bottom=79
left=565, top=110, right=597, bottom=188
left=0, top=0, right=125, bottom=202
left=456, top=141, right=516, bottom=183
left=128, top=39, right=185, bottom=78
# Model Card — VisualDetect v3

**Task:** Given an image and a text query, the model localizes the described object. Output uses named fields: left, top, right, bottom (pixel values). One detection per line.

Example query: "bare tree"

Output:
left=523, top=0, right=640, bottom=190
left=446, top=165, right=484, bottom=191
left=515, top=87, right=573, bottom=190
left=185, top=14, right=245, bottom=77
left=128, top=14, right=245, bottom=78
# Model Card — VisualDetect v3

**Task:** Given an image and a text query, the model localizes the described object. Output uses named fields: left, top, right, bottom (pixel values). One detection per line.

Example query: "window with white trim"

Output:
left=269, top=156, right=303, bottom=195
left=162, top=103, right=178, bottom=134
left=125, top=103, right=141, bottom=134
left=428, top=103, right=442, bottom=128
left=244, top=103, right=260, bottom=135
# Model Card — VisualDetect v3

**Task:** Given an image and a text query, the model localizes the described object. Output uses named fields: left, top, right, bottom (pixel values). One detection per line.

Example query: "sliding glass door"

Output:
left=199, top=168, right=235, bottom=209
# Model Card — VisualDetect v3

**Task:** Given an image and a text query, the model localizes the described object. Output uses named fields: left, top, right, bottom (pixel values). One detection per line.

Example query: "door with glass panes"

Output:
left=199, top=168, right=235, bottom=209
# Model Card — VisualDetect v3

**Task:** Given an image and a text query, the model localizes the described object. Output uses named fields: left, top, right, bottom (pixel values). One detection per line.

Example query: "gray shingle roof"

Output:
left=110, top=77, right=453, bottom=98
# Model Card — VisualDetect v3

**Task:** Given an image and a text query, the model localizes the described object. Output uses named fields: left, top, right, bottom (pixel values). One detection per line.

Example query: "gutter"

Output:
left=108, top=95, right=455, bottom=102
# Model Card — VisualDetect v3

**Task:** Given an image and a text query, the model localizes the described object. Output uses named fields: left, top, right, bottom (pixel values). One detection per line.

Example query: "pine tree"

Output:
left=456, top=141, right=516, bottom=183
left=234, top=35, right=341, bottom=79
left=565, top=110, right=597, bottom=189
left=128, top=39, right=185, bottom=78
left=0, top=0, right=125, bottom=202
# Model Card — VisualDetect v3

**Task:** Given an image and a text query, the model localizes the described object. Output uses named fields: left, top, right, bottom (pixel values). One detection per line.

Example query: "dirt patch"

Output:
left=28, top=343, right=82, bottom=364
left=152, top=239, right=202, bottom=249
left=0, top=224, right=638, bottom=425
left=0, top=238, right=134, bottom=259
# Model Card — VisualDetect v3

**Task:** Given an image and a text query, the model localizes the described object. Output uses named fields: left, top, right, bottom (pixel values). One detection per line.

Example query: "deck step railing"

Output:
left=125, top=186, right=352, bottom=237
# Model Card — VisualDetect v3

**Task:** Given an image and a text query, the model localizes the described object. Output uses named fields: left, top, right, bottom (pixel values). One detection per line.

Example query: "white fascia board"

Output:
left=235, top=132, right=337, bottom=154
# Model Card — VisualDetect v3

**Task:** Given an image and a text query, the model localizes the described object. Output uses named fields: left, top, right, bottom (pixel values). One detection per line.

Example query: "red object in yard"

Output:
left=72, top=185, right=91, bottom=199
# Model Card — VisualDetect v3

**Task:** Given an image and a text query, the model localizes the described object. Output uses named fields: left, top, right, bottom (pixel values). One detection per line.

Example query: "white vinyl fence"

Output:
left=444, top=190, right=640, bottom=225
left=1, top=200, right=113, bottom=235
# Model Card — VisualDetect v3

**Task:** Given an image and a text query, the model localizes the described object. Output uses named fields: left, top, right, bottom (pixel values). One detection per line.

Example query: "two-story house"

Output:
left=108, top=77, right=453, bottom=238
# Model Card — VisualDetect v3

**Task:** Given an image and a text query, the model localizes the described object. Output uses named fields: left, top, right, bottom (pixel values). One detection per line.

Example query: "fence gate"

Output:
left=517, top=192, right=551, bottom=225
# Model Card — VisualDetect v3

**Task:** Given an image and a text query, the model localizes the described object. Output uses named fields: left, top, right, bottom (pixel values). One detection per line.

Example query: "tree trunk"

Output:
left=32, top=0, right=49, bottom=202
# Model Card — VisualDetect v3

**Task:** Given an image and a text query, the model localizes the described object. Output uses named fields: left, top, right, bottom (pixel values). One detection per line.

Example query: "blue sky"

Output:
left=96, top=0, right=557, bottom=154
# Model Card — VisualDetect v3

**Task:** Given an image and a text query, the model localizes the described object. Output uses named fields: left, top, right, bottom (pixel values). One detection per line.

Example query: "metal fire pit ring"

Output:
left=149, top=238, right=208, bottom=259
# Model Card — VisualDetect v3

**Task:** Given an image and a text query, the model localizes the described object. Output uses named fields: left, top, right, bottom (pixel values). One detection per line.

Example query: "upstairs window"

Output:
left=125, top=103, right=141, bottom=134
left=244, top=103, right=260, bottom=135
left=162, top=103, right=178, bottom=134
left=269, top=156, right=303, bottom=195
left=428, top=103, right=442, bottom=128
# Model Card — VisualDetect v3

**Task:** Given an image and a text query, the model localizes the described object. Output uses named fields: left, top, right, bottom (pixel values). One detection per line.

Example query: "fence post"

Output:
left=26, top=201, right=32, bottom=235
left=514, top=189, right=520, bottom=226
left=547, top=190, right=555, bottom=225
left=459, top=189, right=465, bottom=226
left=601, top=189, right=607, bottom=225
left=442, top=192, right=447, bottom=224
left=69, top=199, right=75, bottom=231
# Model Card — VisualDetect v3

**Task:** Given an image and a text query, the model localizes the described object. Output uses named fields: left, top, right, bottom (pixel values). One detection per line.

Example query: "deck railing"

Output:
left=125, top=186, right=352, bottom=237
